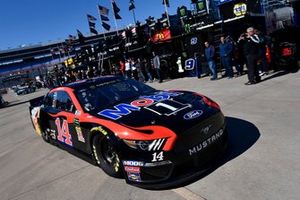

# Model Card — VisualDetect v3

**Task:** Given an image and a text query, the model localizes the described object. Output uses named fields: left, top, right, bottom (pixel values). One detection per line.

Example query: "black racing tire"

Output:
left=92, top=134, right=122, bottom=178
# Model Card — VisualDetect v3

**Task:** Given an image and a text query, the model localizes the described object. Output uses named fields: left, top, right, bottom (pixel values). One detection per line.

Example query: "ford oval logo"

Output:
left=183, top=110, right=203, bottom=120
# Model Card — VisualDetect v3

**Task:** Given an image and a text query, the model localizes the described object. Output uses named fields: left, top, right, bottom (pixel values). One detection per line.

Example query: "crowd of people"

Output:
left=44, top=26, right=272, bottom=88
left=203, top=26, right=271, bottom=85
left=44, top=52, right=165, bottom=88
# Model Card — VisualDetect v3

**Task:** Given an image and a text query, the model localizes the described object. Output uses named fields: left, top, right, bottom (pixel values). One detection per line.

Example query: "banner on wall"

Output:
left=151, top=29, right=171, bottom=42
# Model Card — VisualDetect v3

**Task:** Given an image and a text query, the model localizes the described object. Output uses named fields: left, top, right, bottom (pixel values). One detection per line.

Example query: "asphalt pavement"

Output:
left=0, top=70, right=299, bottom=200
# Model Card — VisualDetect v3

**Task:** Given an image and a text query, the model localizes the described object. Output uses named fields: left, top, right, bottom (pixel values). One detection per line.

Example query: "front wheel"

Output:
left=92, top=134, right=122, bottom=178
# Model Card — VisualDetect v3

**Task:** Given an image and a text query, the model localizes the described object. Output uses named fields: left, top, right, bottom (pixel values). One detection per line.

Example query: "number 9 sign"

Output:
left=185, top=58, right=195, bottom=70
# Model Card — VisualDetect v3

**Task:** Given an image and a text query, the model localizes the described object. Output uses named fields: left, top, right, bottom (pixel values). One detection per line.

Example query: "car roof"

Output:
left=64, top=76, right=122, bottom=90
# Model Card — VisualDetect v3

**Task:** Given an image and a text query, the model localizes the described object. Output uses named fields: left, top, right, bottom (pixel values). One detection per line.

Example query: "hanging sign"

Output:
left=233, top=3, right=247, bottom=17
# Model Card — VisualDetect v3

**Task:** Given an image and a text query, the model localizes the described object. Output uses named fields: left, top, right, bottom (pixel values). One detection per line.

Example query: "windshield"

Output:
left=75, top=79, right=156, bottom=112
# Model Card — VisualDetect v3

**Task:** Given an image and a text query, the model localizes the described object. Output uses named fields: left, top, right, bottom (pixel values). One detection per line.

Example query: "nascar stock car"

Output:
left=29, top=76, right=228, bottom=186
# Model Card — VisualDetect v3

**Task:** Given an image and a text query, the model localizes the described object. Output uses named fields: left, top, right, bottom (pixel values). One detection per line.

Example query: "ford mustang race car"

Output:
left=29, top=76, right=228, bottom=187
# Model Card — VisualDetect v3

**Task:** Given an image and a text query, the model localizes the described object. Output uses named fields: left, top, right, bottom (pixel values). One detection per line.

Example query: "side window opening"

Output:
left=56, top=91, right=75, bottom=113
left=44, top=93, right=55, bottom=108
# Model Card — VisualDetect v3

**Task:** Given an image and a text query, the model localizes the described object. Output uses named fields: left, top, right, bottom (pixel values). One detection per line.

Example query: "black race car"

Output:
left=29, top=76, right=228, bottom=187
left=0, top=94, right=8, bottom=108
left=15, top=85, right=36, bottom=95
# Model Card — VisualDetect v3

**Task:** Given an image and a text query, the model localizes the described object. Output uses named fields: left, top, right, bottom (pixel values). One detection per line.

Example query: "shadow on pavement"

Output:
left=0, top=100, right=29, bottom=109
left=261, top=69, right=299, bottom=82
left=143, top=116, right=260, bottom=190
left=222, top=117, right=260, bottom=162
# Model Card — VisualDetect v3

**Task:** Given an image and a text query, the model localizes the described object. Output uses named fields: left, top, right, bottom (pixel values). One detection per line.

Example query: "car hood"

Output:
left=91, top=90, right=220, bottom=134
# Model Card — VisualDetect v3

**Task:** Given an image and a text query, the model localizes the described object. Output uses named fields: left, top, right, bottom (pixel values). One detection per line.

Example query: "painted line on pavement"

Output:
left=172, top=187, right=207, bottom=200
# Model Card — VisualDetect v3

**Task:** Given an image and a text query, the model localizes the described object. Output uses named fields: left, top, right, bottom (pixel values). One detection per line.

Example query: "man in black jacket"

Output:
left=244, top=27, right=261, bottom=85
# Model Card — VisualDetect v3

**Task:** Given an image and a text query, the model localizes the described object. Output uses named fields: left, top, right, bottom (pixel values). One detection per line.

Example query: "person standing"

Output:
left=81, top=70, right=87, bottom=79
left=136, top=58, right=146, bottom=82
left=86, top=66, right=94, bottom=79
left=236, top=33, right=247, bottom=76
left=219, top=36, right=234, bottom=79
left=125, top=59, right=132, bottom=79
left=131, top=58, right=139, bottom=81
left=152, top=52, right=163, bottom=83
left=204, top=42, right=217, bottom=80
left=143, top=58, right=153, bottom=82
left=93, top=67, right=99, bottom=77
left=119, top=60, right=125, bottom=77
left=194, top=53, right=202, bottom=78
left=244, top=27, right=261, bottom=85
left=256, top=29, right=269, bottom=76
left=76, top=70, right=83, bottom=80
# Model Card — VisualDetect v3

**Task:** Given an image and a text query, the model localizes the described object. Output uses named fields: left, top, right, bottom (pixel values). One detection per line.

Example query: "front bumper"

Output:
left=121, top=126, right=228, bottom=186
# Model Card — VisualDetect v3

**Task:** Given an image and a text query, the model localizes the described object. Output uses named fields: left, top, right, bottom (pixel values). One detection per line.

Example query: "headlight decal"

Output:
left=149, top=138, right=165, bottom=151
left=123, top=138, right=166, bottom=151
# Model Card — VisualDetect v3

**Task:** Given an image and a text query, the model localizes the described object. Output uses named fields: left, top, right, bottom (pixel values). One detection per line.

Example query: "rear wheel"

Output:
left=92, top=134, right=122, bottom=178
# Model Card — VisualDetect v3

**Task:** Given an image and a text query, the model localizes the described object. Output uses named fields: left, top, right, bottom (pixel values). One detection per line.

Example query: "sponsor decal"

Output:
left=191, top=37, right=198, bottom=45
left=73, top=118, right=80, bottom=126
left=98, top=92, right=183, bottom=120
left=185, top=58, right=195, bottom=70
left=189, top=129, right=224, bottom=156
left=75, top=127, right=85, bottom=143
left=73, top=118, right=85, bottom=143
left=127, top=172, right=141, bottom=182
left=46, top=128, right=57, bottom=140
left=124, top=166, right=140, bottom=173
left=183, top=110, right=203, bottom=120
left=151, top=28, right=171, bottom=42
left=140, top=91, right=182, bottom=102
left=122, top=160, right=144, bottom=167
left=98, top=103, right=141, bottom=120
left=131, top=99, right=154, bottom=107
left=151, top=151, right=164, bottom=162
left=91, top=126, right=108, bottom=136
left=114, top=157, right=121, bottom=172
left=123, top=161, right=142, bottom=181
left=55, top=118, right=73, bottom=146
left=144, top=100, right=191, bottom=117
left=93, top=144, right=100, bottom=165
left=233, top=3, right=247, bottom=17
left=144, top=160, right=172, bottom=167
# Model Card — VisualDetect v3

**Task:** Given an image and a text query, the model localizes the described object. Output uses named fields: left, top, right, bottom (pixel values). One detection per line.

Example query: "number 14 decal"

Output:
left=152, top=151, right=164, bottom=162
left=55, top=118, right=73, bottom=146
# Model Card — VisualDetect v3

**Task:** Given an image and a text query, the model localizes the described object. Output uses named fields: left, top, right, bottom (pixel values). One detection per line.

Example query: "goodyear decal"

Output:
left=91, top=126, right=108, bottom=135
